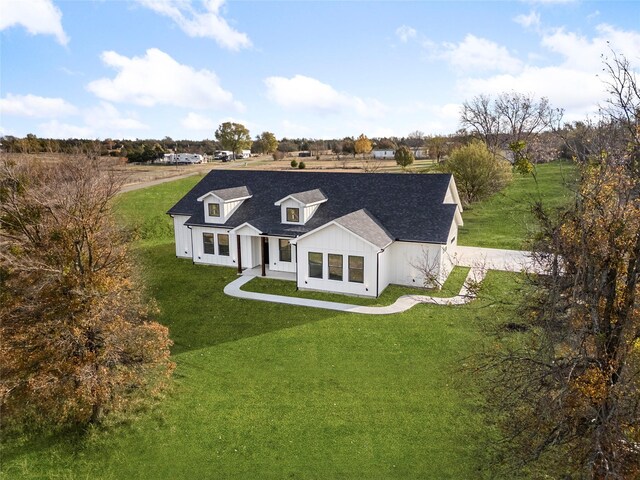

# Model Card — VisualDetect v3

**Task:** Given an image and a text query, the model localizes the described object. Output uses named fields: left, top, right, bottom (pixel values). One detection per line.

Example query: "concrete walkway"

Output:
left=224, top=267, right=487, bottom=315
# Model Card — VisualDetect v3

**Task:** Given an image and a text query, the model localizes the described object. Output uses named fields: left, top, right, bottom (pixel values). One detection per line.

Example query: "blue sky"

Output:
left=1, top=0, right=639, bottom=140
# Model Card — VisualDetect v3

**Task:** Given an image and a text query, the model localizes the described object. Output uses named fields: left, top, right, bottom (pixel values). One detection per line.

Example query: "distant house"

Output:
left=372, top=149, right=395, bottom=159
left=168, top=170, right=463, bottom=297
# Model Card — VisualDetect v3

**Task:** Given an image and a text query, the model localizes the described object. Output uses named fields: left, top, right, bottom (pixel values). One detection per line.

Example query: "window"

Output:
left=208, top=203, right=220, bottom=217
left=328, top=254, right=343, bottom=281
left=218, top=234, right=229, bottom=256
left=279, top=239, right=291, bottom=262
left=203, top=233, right=215, bottom=255
left=348, top=256, right=364, bottom=283
left=286, top=207, right=300, bottom=223
left=308, top=252, right=323, bottom=279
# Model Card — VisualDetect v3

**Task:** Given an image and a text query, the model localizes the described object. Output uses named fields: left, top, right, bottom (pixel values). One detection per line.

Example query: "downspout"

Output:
left=376, top=249, right=381, bottom=298
left=188, top=225, right=194, bottom=265
left=236, top=234, right=242, bottom=274
left=294, top=241, right=299, bottom=291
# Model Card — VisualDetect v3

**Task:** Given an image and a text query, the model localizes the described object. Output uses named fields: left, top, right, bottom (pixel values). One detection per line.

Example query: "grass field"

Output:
left=457, top=161, right=576, bottom=249
left=1, top=163, right=573, bottom=479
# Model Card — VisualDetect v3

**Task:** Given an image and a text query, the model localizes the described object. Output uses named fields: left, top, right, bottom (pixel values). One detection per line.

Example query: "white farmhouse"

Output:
left=168, top=170, right=463, bottom=297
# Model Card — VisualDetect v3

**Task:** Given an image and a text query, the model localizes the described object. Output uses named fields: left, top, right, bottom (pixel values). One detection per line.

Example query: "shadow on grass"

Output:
left=137, top=242, right=339, bottom=355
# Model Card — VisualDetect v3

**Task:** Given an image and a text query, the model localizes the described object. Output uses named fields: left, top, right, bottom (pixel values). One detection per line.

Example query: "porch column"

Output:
left=236, top=234, right=242, bottom=274
left=261, top=237, right=267, bottom=277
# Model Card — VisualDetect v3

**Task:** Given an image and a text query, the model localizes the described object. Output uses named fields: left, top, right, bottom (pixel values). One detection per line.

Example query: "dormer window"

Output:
left=197, top=186, right=252, bottom=224
left=208, top=203, right=220, bottom=217
left=286, top=207, right=300, bottom=223
left=275, top=189, right=328, bottom=225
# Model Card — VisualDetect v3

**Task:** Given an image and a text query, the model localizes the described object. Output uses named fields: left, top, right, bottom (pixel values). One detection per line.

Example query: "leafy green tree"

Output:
left=215, top=122, right=251, bottom=157
left=441, top=140, right=512, bottom=205
left=394, top=145, right=414, bottom=169
left=258, top=131, right=278, bottom=154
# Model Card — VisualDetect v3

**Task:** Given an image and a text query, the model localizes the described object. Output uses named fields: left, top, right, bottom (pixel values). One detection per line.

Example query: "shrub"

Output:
left=290, top=159, right=298, bottom=168
left=395, top=146, right=415, bottom=169
left=441, top=140, right=512, bottom=205
left=298, top=161, right=306, bottom=169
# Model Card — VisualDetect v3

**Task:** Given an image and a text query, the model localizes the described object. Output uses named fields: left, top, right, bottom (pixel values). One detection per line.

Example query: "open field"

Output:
left=1, top=162, right=575, bottom=479
left=1, top=152, right=440, bottom=189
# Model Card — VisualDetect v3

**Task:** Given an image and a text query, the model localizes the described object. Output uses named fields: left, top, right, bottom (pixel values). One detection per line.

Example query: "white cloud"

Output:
left=264, top=75, right=386, bottom=118
left=87, top=48, right=243, bottom=111
left=434, top=34, right=523, bottom=73
left=181, top=112, right=216, bottom=131
left=396, top=25, right=417, bottom=43
left=455, top=23, right=640, bottom=122
left=0, top=0, right=68, bottom=45
left=84, top=102, right=148, bottom=131
left=0, top=93, right=78, bottom=117
left=541, top=23, right=640, bottom=72
left=135, top=0, right=251, bottom=51
left=39, top=120, right=93, bottom=139
left=459, top=66, right=604, bottom=114
left=514, top=10, right=541, bottom=29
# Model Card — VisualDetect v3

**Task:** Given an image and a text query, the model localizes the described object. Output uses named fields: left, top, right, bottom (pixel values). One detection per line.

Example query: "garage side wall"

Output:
left=172, top=215, right=192, bottom=258
left=386, top=241, right=442, bottom=288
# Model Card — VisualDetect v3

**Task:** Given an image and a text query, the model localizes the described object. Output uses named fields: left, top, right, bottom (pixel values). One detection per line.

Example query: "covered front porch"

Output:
left=232, top=223, right=296, bottom=279
left=240, top=265, right=296, bottom=281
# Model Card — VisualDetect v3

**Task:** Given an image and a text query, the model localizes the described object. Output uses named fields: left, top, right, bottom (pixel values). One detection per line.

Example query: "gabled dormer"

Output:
left=274, top=189, right=327, bottom=225
left=197, top=186, right=252, bottom=224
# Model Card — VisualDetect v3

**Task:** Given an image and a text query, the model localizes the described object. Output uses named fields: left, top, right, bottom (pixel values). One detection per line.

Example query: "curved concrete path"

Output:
left=224, top=268, right=487, bottom=315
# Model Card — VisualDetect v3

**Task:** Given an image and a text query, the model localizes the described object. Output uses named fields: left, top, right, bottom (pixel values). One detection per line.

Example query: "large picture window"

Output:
left=279, top=239, right=292, bottom=262
left=328, top=254, right=343, bottom=281
left=348, top=256, right=364, bottom=283
left=208, top=203, right=220, bottom=217
left=286, top=207, right=300, bottom=223
left=203, top=233, right=215, bottom=254
left=308, top=252, right=323, bottom=279
left=218, top=233, right=229, bottom=256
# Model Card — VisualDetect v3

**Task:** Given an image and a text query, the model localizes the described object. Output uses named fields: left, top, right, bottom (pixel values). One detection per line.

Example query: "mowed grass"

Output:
left=242, top=266, right=471, bottom=306
left=457, top=161, right=576, bottom=249
left=2, top=168, right=542, bottom=479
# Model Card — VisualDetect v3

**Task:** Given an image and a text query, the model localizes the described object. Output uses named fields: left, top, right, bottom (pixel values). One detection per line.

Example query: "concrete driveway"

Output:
left=452, top=246, right=544, bottom=274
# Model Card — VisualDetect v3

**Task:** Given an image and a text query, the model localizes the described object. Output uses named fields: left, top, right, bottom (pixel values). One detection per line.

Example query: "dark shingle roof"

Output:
left=210, top=186, right=251, bottom=201
left=333, top=209, right=394, bottom=249
left=167, top=170, right=458, bottom=244
left=287, top=189, right=327, bottom=205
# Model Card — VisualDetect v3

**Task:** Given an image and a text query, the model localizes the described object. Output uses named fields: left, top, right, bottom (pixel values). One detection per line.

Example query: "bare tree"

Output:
left=461, top=92, right=563, bottom=165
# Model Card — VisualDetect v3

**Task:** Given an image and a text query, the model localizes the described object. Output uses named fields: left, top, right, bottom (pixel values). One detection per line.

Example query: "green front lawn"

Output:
left=2, top=166, right=552, bottom=479
left=242, top=266, right=471, bottom=306
left=458, top=161, right=576, bottom=249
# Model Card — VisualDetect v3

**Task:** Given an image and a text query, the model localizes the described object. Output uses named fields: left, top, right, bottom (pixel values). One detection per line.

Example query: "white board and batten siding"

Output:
left=279, top=198, right=320, bottom=225
left=268, top=237, right=297, bottom=273
left=190, top=226, right=237, bottom=267
left=203, top=197, right=244, bottom=224
left=382, top=241, right=443, bottom=289
left=172, top=215, right=192, bottom=258
left=296, top=223, right=379, bottom=297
